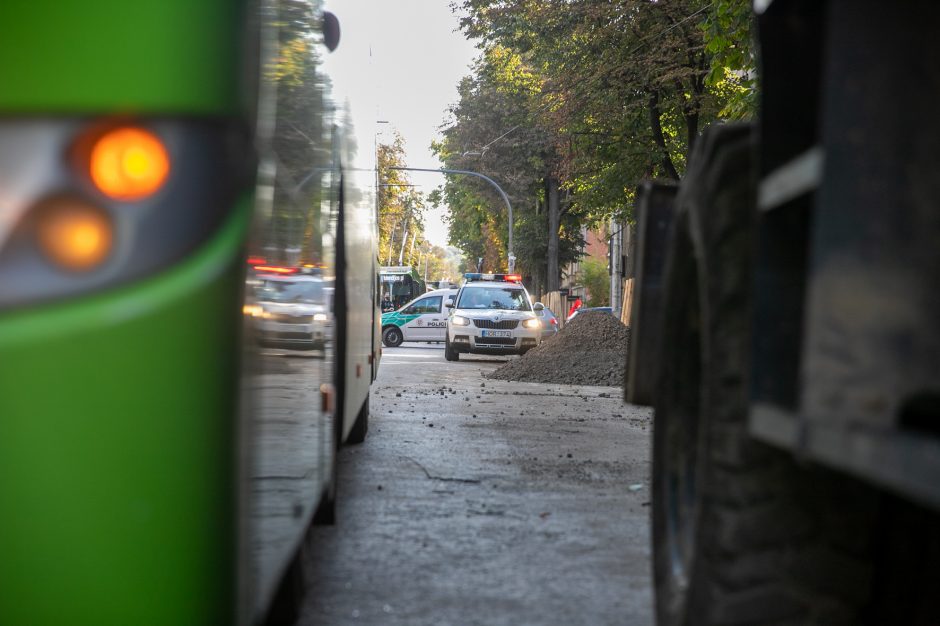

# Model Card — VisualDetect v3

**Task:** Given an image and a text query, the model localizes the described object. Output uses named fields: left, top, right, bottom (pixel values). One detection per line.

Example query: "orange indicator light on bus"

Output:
left=89, top=127, right=170, bottom=200
left=36, top=198, right=113, bottom=271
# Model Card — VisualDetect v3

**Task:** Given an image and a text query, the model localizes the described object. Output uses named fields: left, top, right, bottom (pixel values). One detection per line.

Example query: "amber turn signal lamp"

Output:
left=36, top=198, right=113, bottom=271
left=89, top=127, right=170, bottom=200
left=320, top=383, right=335, bottom=413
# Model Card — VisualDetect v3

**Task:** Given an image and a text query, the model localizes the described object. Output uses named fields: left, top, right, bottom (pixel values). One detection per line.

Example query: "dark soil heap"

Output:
left=488, top=311, right=630, bottom=386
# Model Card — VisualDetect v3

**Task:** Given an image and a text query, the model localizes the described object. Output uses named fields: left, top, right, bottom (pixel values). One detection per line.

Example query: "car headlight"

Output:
left=523, top=318, right=541, bottom=329
left=313, top=312, right=328, bottom=321
left=451, top=315, right=471, bottom=326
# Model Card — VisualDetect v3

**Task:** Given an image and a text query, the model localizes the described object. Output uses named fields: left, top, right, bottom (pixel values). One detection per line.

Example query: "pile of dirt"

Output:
left=487, top=311, right=631, bottom=386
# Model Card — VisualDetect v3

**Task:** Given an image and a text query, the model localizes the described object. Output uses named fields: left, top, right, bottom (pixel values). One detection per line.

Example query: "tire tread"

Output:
left=653, top=124, right=876, bottom=626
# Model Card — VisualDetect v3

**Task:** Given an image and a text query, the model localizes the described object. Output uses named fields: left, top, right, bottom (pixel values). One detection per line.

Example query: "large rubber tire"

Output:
left=346, top=392, right=369, bottom=445
left=382, top=326, right=403, bottom=348
left=652, top=124, right=877, bottom=625
left=444, top=336, right=459, bottom=361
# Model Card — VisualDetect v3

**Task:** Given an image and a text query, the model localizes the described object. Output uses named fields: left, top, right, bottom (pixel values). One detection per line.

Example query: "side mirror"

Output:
left=322, top=11, right=341, bottom=52
left=402, top=307, right=415, bottom=315
left=444, top=299, right=454, bottom=308
left=533, top=302, right=545, bottom=311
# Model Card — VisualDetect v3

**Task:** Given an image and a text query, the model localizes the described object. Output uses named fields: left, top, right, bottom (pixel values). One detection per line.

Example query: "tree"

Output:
left=378, top=133, right=426, bottom=268
left=701, top=0, right=758, bottom=120
left=260, top=0, right=331, bottom=264
left=580, top=259, right=611, bottom=307
left=437, top=0, right=756, bottom=291
left=416, top=244, right=462, bottom=283
left=431, top=44, right=583, bottom=294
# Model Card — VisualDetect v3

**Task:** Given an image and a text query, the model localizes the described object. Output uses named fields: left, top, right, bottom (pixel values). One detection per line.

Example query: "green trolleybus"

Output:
left=0, top=1, right=381, bottom=624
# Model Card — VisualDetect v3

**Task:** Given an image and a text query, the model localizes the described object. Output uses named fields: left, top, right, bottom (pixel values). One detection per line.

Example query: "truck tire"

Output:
left=652, top=123, right=877, bottom=625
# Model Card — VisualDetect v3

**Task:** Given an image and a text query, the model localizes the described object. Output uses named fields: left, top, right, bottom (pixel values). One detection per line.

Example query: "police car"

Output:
left=381, top=288, right=460, bottom=348
left=444, top=274, right=542, bottom=361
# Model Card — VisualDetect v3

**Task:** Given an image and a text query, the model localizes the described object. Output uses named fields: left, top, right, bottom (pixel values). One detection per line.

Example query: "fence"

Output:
left=540, top=291, right=569, bottom=329
left=620, top=278, right=634, bottom=326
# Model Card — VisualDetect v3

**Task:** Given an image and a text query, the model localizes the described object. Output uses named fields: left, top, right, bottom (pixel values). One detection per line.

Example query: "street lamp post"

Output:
left=388, top=166, right=516, bottom=273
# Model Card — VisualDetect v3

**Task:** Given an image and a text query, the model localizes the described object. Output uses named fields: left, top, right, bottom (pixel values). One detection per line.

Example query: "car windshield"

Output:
left=457, top=286, right=531, bottom=311
left=257, top=279, right=325, bottom=304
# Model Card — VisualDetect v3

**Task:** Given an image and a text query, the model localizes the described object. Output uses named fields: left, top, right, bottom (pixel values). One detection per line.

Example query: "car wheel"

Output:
left=444, top=337, right=459, bottom=361
left=382, top=326, right=403, bottom=348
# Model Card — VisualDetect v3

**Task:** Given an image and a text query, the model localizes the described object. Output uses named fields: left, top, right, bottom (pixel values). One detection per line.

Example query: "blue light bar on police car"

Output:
left=463, top=273, right=522, bottom=283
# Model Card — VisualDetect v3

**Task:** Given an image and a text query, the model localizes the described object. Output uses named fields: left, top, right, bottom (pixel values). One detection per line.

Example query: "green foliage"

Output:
left=431, top=44, right=583, bottom=285
left=436, top=0, right=755, bottom=291
left=580, top=258, right=610, bottom=307
left=263, top=0, right=330, bottom=264
left=378, top=134, right=426, bottom=268
left=378, top=135, right=464, bottom=278
left=701, top=0, right=758, bottom=119
left=454, top=0, right=726, bottom=187
left=421, top=245, right=462, bottom=282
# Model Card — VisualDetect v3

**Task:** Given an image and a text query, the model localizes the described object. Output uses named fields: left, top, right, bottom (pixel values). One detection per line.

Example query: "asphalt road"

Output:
left=298, top=343, right=654, bottom=625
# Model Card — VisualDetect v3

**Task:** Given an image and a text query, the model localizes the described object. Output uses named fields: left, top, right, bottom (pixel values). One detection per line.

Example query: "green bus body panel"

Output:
left=0, top=202, right=251, bottom=625
left=0, top=1, right=242, bottom=114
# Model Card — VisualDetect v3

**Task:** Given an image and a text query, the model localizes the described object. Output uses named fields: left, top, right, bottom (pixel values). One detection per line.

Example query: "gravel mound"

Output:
left=488, top=311, right=630, bottom=386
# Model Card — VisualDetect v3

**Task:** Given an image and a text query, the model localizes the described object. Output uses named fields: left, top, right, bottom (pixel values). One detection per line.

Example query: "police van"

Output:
left=381, top=288, right=459, bottom=347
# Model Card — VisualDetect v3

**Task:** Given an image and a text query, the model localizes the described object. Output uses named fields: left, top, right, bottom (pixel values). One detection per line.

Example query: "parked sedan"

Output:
left=534, top=304, right=559, bottom=339
left=566, top=306, right=613, bottom=322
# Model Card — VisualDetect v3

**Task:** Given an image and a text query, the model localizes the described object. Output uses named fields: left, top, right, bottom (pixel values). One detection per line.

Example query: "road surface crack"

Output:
left=402, top=455, right=481, bottom=484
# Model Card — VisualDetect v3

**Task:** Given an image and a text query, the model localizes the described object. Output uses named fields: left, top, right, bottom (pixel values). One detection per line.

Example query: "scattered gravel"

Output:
left=488, top=312, right=631, bottom=386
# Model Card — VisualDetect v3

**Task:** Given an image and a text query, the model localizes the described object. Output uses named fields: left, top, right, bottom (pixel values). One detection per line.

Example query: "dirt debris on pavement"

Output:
left=487, top=311, right=631, bottom=386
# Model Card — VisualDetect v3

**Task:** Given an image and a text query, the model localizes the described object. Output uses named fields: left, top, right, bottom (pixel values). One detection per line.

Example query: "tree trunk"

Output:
left=686, top=109, right=699, bottom=157
left=546, top=175, right=561, bottom=292
left=648, top=91, right=680, bottom=181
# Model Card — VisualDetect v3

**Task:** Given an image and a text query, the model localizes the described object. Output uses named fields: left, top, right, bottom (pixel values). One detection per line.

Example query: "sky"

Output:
left=325, top=0, right=479, bottom=248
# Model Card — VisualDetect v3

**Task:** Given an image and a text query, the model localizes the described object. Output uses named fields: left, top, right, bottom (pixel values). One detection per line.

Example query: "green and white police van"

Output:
left=381, top=288, right=458, bottom=347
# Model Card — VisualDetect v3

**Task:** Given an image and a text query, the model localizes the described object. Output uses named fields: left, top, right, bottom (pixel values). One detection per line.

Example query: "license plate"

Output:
left=265, top=322, right=308, bottom=332
left=481, top=330, right=511, bottom=338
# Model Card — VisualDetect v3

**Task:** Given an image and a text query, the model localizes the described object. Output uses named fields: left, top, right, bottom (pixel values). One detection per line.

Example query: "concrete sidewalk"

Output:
left=299, top=345, right=653, bottom=625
